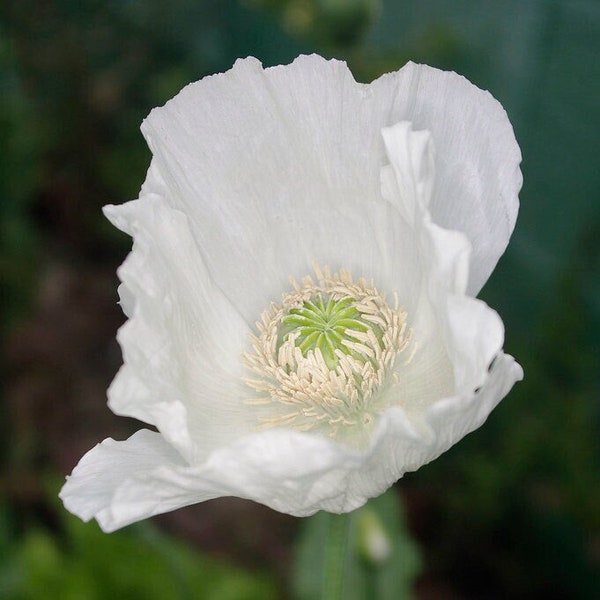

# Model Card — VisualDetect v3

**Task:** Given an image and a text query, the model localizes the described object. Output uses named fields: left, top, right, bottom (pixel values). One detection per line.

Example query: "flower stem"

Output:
left=322, top=512, right=351, bottom=600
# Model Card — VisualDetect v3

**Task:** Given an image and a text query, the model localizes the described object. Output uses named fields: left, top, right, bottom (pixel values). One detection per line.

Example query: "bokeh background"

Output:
left=1, top=1, right=599, bottom=598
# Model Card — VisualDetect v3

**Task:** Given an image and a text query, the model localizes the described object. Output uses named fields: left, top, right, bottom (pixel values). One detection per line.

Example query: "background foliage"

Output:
left=1, top=1, right=598, bottom=598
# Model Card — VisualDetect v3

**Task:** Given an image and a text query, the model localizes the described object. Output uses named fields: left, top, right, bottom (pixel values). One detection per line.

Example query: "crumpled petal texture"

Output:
left=60, top=55, right=522, bottom=532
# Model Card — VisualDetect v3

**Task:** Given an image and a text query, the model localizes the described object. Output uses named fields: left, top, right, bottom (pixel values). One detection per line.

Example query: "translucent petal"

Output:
left=59, top=430, right=189, bottom=530
left=372, top=62, right=521, bottom=294
left=423, top=352, right=523, bottom=456
left=380, top=121, right=516, bottom=433
left=380, top=121, right=435, bottom=225
left=136, top=57, right=400, bottom=323
left=103, top=197, right=253, bottom=463
left=140, top=55, right=520, bottom=326
left=60, top=352, right=521, bottom=532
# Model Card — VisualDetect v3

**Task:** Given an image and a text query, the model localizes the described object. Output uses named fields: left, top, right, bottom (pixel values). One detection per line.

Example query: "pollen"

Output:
left=243, top=265, right=412, bottom=439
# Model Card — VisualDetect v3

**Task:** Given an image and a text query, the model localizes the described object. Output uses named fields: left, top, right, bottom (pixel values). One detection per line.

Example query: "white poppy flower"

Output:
left=60, top=55, right=523, bottom=533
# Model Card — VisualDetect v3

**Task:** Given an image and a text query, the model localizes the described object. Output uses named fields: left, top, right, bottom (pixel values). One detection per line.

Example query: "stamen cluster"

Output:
left=243, top=266, right=411, bottom=438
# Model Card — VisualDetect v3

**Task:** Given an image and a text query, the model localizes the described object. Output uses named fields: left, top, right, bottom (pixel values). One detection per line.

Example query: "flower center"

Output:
left=279, top=294, right=381, bottom=371
left=243, top=265, right=411, bottom=440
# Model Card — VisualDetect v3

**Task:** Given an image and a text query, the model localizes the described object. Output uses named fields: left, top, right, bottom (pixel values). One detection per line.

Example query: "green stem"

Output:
left=322, top=512, right=351, bottom=600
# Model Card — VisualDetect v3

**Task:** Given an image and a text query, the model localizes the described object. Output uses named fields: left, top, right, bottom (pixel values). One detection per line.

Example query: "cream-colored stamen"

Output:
left=243, top=265, right=411, bottom=439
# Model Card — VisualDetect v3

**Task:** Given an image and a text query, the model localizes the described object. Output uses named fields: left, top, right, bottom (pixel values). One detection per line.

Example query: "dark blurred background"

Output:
left=1, top=1, right=599, bottom=598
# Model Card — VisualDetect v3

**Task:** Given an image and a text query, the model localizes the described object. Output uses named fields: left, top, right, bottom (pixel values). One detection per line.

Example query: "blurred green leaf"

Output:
left=2, top=505, right=276, bottom=600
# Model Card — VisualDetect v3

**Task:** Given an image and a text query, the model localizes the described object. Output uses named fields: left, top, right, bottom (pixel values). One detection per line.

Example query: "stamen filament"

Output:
left=242, top=265, right=411, bottom=441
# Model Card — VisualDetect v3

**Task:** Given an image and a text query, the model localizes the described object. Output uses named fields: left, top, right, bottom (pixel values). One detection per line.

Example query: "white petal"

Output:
left=302, top=351, right=522, bottom=514
left=103, top=197, right=253, bottom=463
left=372, top=62, right=522, bottom=294
left=380, top=120, right=517, bottom=432
left=60, top=355, right=520, bottom=531
left=363, top=352, right=522, bottom=498
left=423, top=352, right=523, bottom=456
left=139, top=56, right=412, bottom=322
left=380, top=121, right=435, bottom=225
left=378, top=120, right=471, bottom=313
left=59, top=430, right=190, bottom=531
left=139, top=55, right=520, bottom=323
left=59, top=424, right=407, bottom=530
